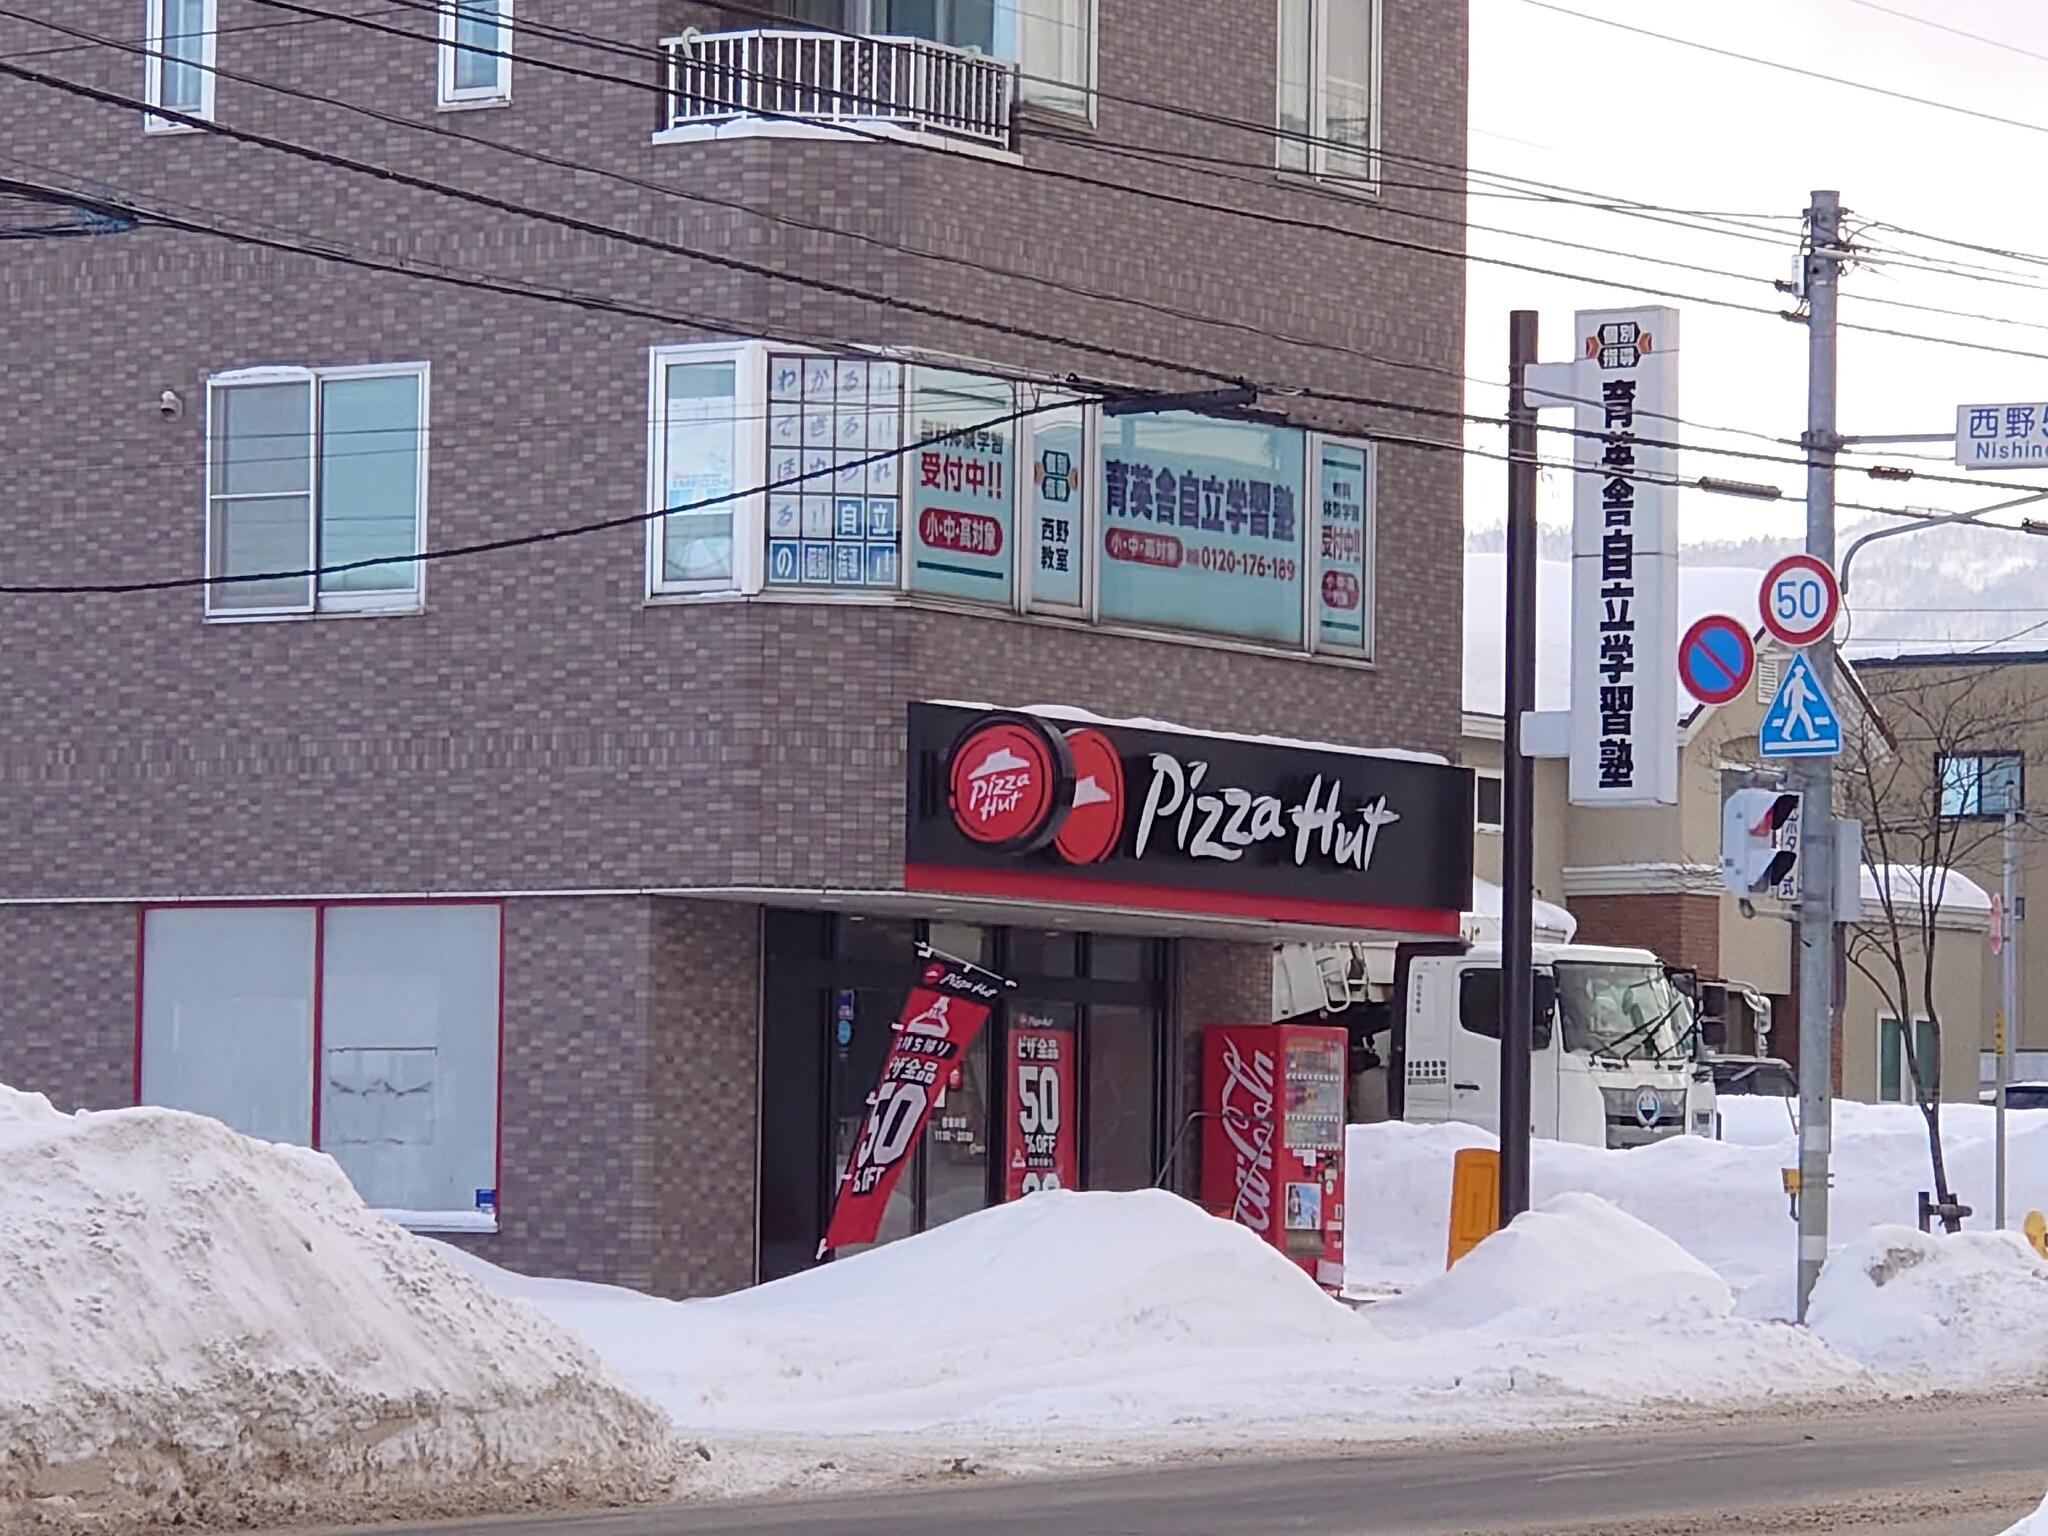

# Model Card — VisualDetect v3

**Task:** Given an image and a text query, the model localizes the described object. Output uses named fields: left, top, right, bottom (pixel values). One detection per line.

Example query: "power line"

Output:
left=1838, top=0, right=2048, bottom=70
left=262, top=0, right=1812, bottom=263
left=1519, top=0, right=2048, bottom=141
left=242, top=0, right=2048, bottom=376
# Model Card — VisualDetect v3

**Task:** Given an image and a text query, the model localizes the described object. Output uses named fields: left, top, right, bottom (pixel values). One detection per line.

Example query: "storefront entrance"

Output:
left=757, top=910, right=1169, bottom=1281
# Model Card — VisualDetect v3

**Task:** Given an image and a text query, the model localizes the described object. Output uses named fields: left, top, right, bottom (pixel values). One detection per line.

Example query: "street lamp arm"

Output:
left=1839, top=490, right=2048, bottom=594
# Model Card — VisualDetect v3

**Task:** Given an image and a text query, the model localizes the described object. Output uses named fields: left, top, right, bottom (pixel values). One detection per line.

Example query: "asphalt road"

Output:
left=331, top=1397, right=2048, bottom=1536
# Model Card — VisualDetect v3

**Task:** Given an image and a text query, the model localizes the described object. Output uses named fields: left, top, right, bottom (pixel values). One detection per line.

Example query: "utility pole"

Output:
left=1997, top=805, right=2020, bottom=1228
left=1500, top=310, right=1540, bottom=1224
left=1796, top=190, right=1843, bottom=1323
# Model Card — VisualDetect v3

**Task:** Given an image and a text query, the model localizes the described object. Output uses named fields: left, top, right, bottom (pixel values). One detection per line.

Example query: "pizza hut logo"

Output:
left=947, top=716, right=1071, bottom=853
left=945, top=716, right=1128, bottom=864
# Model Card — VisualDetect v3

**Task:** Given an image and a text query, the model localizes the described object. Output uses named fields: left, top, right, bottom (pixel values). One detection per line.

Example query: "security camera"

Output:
left=157, top=389, right=183, bottom=419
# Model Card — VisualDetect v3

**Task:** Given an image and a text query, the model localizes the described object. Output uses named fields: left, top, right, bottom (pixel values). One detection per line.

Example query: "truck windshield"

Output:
left=1554, top=963, right=1691, bottom=1063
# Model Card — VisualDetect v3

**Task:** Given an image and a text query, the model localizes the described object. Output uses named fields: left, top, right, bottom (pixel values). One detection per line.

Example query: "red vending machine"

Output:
left=1201, top=1023, right=1347, bottom=1288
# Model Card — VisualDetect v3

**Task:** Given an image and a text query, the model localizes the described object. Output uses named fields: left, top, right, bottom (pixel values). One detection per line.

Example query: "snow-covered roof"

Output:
left=1463, top=554, right=1766, bottom=718
left=1467, top=876, right=1578, bottom=944
left=928, top=701, right=1449, bottom=765
left=1861, top=862, right=1993, bottom=921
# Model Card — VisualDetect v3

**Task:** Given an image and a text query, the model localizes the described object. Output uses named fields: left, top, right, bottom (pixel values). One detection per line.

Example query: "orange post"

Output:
left=1447, top=1148, right=1503, bottom=1269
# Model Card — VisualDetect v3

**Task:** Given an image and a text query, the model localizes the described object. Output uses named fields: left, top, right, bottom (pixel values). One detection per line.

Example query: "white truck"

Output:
left=1275, top=939, right=1718, bottom=1148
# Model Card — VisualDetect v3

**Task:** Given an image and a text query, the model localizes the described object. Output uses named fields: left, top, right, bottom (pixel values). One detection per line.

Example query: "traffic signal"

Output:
left=1722, top=787, right=1800, bottom=897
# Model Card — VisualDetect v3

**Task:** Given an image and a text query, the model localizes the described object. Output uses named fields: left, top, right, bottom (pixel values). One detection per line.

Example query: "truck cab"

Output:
left=1392, top=941, right=1715, bottom=1148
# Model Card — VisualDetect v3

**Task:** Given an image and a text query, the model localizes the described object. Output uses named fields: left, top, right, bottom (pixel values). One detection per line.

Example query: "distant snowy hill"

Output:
left=1464, top=519, right=2048, bottom=715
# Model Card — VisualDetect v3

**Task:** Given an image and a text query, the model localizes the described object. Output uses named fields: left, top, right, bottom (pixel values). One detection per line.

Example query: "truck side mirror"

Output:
left=1532, top=974, right=1557, bottom=1051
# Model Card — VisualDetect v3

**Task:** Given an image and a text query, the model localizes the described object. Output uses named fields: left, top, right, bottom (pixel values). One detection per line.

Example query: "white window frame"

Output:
left=1474, top=769, right=1504, bottom=834
left=204, top=362, right=431, bottom=620
left=1274, top=0, right=1384, bottom=187
left=143, top=0, right=217, bottom=134
left=1004, top=0, right=1099, bottom=124
left=647, top=341, right=767, bottom=598
left=438, top=0, right=513, bottom=108
left=1878, top=1014, right=1938, bottom=1104
left=1306, top=432, right=1376, bottom=660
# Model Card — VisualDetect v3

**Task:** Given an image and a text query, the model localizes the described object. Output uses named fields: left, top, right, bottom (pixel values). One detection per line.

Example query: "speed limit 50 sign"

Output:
left=1759, top=554, right=1841, bottom=649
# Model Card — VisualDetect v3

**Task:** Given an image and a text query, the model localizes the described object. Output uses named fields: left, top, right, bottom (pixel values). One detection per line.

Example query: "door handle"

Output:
left=1454, top=1081, right=1481, bottom=1092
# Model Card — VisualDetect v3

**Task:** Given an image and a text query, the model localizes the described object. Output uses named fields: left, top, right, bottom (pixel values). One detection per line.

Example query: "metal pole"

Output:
left=1998, top=805, right=2018, bottom=1227
left=1500, top=310, right=1540, bottom=1225
left=1796, top=190, right=1842, bottom=1322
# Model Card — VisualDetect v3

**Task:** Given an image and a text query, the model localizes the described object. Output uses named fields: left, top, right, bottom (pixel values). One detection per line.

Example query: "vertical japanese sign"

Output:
left=907, top=368, right=1014, bottom=605
left=1029, top=411, right=1085, bottom=609
left=1099, top=411, right=1306, bottom=645
left=1315, top=440, right=1370, bottom=652
left=1547, top=307, right=1680, bottom=807
left=1004, top=1020, right=1077, bottom=1198
left=821, top=952, right=1006, bottom=1253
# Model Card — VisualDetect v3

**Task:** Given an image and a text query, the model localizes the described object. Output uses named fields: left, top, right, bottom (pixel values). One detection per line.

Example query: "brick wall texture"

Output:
left=1569, top=894, right=1723, bottom=976
left=0, top=1, right=1468, bottom=1291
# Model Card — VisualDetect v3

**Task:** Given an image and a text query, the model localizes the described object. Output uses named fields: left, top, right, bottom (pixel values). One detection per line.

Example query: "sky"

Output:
left=1460, top=0, right=2048, bottom=552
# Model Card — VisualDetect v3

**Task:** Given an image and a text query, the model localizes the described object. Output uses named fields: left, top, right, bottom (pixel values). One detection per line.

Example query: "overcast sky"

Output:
left=1460, top=0, right=2048, bottom=551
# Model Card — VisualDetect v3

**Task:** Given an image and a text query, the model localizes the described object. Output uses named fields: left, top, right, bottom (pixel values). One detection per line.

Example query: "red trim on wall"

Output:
left=493, top=900, right=507, bottom=1223
left=902, top=863, right=1463, bottom=936
left=131, top=906, right=147, bottom=1106
left=131, top=897, right=509, bottom=1156
left=309, top=906, right=326, bottom=1147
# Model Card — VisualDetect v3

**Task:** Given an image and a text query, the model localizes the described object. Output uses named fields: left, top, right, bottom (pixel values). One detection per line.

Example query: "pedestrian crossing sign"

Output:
left=1759, top=651, right=1842, bottom=758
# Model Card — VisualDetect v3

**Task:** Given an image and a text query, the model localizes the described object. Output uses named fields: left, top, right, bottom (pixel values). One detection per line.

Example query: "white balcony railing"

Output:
left=661, top=28, right=1017, bottom=152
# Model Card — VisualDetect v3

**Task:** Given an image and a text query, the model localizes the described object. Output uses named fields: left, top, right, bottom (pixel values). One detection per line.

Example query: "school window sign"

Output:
left=1316, top=442, right=1370, bottom=652
left=1029, top=410, right=1086, bottom=609
left=1099, top=411, right=1308, bottom=646
left=907, top=368, right=1016, bottom=605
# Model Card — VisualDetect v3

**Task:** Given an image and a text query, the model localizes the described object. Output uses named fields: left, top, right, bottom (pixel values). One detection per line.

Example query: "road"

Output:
left=331, top=1398, right=2048, bottom=1536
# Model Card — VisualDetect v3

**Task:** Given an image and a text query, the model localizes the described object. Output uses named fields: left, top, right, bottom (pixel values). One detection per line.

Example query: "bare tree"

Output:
left=1838, top=663, right=2040, bottom=1233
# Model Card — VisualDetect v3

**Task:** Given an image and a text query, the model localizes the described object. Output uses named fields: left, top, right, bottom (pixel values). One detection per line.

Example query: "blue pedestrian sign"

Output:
left=1759, top=651, right=1842, bottom=758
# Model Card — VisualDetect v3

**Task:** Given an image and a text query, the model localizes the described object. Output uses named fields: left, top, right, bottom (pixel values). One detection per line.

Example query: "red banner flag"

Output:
left=1004, top=1023, right=1077, bottom=1199
left=821, top=951, right=1004, bottom=1254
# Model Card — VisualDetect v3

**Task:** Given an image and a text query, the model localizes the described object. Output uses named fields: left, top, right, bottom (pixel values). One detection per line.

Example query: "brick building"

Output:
left=0, top=0, right=1473, bottom=1295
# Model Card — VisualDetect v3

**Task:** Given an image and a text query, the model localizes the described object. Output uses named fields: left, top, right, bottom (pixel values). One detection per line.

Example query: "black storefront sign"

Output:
left=904, top=703, right=1473, bottom=931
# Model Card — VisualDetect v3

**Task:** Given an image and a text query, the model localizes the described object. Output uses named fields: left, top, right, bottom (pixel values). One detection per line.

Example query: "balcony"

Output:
left=659, top=28, right=1018, bottom=153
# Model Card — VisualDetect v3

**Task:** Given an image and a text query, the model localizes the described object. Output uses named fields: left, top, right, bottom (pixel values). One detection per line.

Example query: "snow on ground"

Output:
left=1347, top=1096, right=2048, bottom=1326
left=443, top=1187, right=1873, bottom=1498
left=0, top=1087, right=681, bottom=1533
left=1807, top=1225, right=2048, bottom=1392
left=2004, top=1494, right=2048, bottom=1534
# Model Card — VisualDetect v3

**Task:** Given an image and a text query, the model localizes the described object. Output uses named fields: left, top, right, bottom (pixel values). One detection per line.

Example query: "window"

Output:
left=773, top=1, right=1092, bottom=116
left=1474, top=771, right=1504, bottom=833
left=1004, top=0, right=1094, bottom=117
left=763, top=351, right=904, bottom=590
left=1880, top=1016, right=1939, bottom=1103
left=1277, top=0, right=1380, bottom=182
left=206, top=365, right=427, bottom=617
left=1938, top=753, right=2023, bottom=817
left=438, top=0, right=512, bottom=106
left=138, top=903, right=503, bottom=1228
left=649, top=343, right=765, bottom=593
left=144, top=0, right=215, bottom=130
left=650, top=342, right=1376, bottom=658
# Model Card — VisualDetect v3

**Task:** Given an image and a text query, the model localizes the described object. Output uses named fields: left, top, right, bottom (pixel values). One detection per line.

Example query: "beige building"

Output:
left=1465, top=643, right=2010, bottom=1105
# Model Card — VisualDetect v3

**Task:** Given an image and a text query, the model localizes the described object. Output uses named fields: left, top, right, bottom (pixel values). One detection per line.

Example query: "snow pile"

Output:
left=448, top=1188, right=1870, bottom=1493
left=1808, top=1225, right=2048, bottom=1391
left=0, top=1087, right=681, bottom=1532
left=2002, top=1494, right=2048, bottom=1534
left=1346, top=1098, right=2048, bottom=1322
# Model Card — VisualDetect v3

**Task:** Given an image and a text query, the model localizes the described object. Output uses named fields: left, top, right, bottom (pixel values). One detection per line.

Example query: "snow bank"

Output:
left=450, top=1188, right=1869, bottom=1495
left=2002, top=1494, right=2048, bottom=1534
left=0, top=1087, right=680, bottom=1532
left=1808, top=1225, right=2048, bottom=1391
left=1347, top=1097, right=2048, bottom=1322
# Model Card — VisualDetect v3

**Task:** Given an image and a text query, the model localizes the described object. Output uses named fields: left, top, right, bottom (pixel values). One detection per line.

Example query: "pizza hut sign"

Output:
left=906, top=704, right=1471, bottom=930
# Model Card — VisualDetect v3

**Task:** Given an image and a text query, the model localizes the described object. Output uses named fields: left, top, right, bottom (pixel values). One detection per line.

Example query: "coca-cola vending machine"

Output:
left=1201, top=1024, right=1347, bottom=1288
